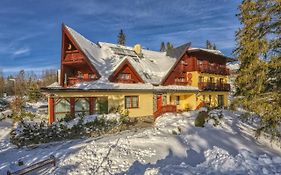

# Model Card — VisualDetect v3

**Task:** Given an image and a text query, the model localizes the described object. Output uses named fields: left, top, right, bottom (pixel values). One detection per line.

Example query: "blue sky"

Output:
left=0, top=0, right=241, bottom=76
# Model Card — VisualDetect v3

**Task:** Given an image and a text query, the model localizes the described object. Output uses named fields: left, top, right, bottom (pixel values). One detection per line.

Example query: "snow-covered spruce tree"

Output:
left=160, top=41, right=166, bottom=52
left=234, top=0, right=281, bottom=135
left=117, top=29, right=126, bottom=46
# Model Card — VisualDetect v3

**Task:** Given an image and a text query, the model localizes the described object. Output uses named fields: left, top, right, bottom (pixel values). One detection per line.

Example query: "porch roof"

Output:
left=41, top=81, right=199, bottom=93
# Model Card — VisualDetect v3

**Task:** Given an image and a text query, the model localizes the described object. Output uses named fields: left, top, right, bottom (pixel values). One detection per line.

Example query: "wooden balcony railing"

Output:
left=7, top=155, right=56, bottom=175
left=197, top=64, right=230, bottom=75
left=198, top=82, right=230, bottom=91
left=67, top=75, right=96, bottom=86
left=154, top=105, right=177, bottom=119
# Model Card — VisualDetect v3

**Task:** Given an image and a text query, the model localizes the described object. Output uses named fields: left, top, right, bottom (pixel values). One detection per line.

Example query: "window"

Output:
left=163, top=95, right=167, bottom=105
left=209, top=77, right=214, bottom=83
left=199, top=76, right=204, bottom=83
left=203, top=95, right=206, bottom=102
left=175, top=96, right=180, bottom=105
left=125, top=96, right=139, bottom=108
left=93, top=97, right=108, bottom=114
left=75, top=98, right=89, bottom=116
left=175, top=77, right=186, bottom=82
left=209, top=95, right=212, bottom=103
left=218, top=95, right=224, bottom=107
left=118, top=73, right=131, bottom=80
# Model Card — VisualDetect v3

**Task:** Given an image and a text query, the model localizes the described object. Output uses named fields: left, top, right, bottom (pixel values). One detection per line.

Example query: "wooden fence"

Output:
left=154, top=105, right=177, bottom=119
left=7, top=155, right=56, bottom=175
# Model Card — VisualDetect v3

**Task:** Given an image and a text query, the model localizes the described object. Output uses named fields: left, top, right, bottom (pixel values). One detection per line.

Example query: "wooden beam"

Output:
left=48, top=97, right=55, bottom=124
left=70, top=97, right=75, bottom=118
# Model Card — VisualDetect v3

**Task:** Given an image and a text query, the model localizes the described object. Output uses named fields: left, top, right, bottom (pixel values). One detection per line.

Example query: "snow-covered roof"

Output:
left=42, top=80, right=199, bottom=92
left=188, top=47, right=223, bottom=55
left=66, top=25, right=180, bottom=84
left=60, top=25, right=231, bottom=92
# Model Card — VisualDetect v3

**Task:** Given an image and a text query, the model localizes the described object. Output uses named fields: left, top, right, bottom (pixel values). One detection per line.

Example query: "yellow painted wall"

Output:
left=188, top=71, right=229, bottom=87
left=196, top=91, right=229, bottom=107
left=52, top=91, right=153, bottom=118
left=168, top=93, right=197, bottom=111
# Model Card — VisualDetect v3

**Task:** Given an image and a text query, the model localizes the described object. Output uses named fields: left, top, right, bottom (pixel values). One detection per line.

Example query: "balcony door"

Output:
left=218, top=95, right=224, bottom=107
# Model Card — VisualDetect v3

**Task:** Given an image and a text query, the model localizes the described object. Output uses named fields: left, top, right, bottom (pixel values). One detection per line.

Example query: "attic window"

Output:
left=144, top=73, right=151, bottom=79
left=175, top=77, right=186, bottom=82
left=118, top=73, right=131, bottom=80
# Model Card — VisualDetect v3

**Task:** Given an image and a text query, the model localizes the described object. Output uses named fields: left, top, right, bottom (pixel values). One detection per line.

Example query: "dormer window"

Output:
left=118, top=73, right=131, bottom=80
left=175, top=77, right=186, bottom=82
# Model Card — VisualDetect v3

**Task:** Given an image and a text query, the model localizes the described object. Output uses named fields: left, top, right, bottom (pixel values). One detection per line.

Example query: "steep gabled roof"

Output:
left=160, top=43, right=191, bottom=85
left=63, top=24, right=233, bottom=89
left=63, top=25, right=101, bottom=78
left=188, top=48, right=237, bottom=62
left=166, top=43, right=191, bottom=58
left=108, top=58, right=145, bottom=83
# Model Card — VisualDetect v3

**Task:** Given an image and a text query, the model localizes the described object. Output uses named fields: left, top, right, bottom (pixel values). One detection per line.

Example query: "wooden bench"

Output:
left=7, top=155, right=56, bottom=175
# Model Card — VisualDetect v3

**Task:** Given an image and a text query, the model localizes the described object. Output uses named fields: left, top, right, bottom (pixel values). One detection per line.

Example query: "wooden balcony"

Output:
left=197, top=64, right=230, bottom=75
left=67, top=75, right=97, bottom=86
left=154, top=105, right=177, bottom=119
left=63, top=50, right=84, bottom=64
left=198, top=82, right=230, bottom=91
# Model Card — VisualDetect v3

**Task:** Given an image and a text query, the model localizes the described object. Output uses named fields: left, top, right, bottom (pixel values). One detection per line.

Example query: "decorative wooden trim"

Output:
left=108, top=59, right=144, bottom=83
left=60, top=24, right=101, bottom=86
left=70, top=97, right=75, bottom=117
left=161, top=46, right=190, bottom=85
left=124, top=96, right=139, bottom=109
left=89, top=97, right=94, bottom=115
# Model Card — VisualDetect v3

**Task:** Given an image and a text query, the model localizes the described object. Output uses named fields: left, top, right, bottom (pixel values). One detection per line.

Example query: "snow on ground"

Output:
left=1, top=110, right=281, bottom=174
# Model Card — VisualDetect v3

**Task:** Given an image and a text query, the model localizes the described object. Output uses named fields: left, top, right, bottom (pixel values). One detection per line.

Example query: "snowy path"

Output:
left=1, top=110, right=281, bottom=174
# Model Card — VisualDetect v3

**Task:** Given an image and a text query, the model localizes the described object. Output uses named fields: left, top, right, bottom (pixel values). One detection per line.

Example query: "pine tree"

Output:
left=213, top=44, right=217, bottom=50
left=117, top=29, right=126, bottom=46
left=166, top=42, right=173, bottom=51
left=206, top=40, right=212, bottom=49
left=234, top=0, right=281, bottom=134
left=160, top=42, right=166, bottom=52
left=206, top=40, right=217, bottom=50
left=0, top=70, right=4, bottom=97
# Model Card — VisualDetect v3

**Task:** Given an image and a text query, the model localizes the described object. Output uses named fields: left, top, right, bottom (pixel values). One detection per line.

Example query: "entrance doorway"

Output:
left=157, top=95, right=162, bottom=110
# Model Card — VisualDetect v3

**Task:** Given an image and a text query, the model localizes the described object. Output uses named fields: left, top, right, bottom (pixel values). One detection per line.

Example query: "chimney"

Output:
left=134, top=44, right=142, bottom=57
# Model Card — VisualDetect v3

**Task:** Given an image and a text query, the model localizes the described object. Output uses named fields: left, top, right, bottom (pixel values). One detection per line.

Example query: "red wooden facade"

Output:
left=109, top=59, right=144, bottom=83
left=60, top=25, right=100, bottom=87
left=48, top=97, right=55, bottom=124
left=60, top=24, right=230, bottom=89
left=162, top=52, right=230, bottom=86
left=198, top=82, right=230, bottom=91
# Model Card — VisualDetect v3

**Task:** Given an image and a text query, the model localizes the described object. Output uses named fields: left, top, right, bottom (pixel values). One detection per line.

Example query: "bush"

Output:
left=195, top=111, right=208, bottom=127
left=10, top=113, right=135, bottom=147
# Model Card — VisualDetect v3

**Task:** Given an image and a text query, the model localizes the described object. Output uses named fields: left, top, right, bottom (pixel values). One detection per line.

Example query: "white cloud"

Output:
left=13, top=47, right=30, bottom=56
